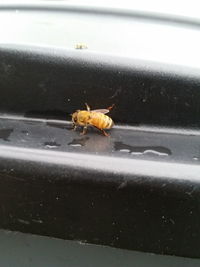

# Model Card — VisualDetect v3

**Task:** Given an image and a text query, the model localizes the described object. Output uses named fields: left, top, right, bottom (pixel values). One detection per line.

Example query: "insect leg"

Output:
left=101, top=129, right=110, bottom=137
left=85, top=103, right=90, bottom=111
left=93, top=126, right=110, bottom=137
left=107, top=104, right=115, bottom=111
left=72, top=124, right=77, bottom=131
left=80, top=126, right=88, bottom=135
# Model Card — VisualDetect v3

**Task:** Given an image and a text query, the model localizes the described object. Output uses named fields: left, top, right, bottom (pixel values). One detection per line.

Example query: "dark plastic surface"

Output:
left=0, top=116, right=199, bottom=258
left=0, top=45, right=200, bottom=128
left=0, top=2, right=200, bottom=260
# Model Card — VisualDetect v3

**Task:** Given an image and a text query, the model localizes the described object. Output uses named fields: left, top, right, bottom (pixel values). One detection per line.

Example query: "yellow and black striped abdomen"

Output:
left=89, top=112, right=113, bottom=129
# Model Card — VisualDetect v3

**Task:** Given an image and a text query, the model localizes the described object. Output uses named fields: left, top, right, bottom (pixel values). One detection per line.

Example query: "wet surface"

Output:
left=114, top=141, right=171, bottom=156
left=44, top=141, right=61, bottom=148
left=46, top=122, right=70, bottom=130
left=68, top=137, right=89, bottom=147
left=0, top=117, right=199, bottom=164
left=21, top=130, right=29, bottom=134
left=0, top=128, right=13, bottom=141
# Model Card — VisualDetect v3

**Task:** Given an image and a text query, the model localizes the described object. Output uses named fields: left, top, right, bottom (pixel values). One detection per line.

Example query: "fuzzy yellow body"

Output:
left=77, top=110, right=113, bottom=129
left=72, top=103, right=114, bottom=136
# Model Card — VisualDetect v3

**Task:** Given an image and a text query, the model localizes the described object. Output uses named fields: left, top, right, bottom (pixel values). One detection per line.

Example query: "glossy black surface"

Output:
left=0, top=45, right=200, bottom=127
left=0, top=117, right=199, bottom=258
left=0, top=117, right=200, bottom=165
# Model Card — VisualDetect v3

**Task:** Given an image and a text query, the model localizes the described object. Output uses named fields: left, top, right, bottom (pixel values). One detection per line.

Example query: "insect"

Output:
left=71, top=103, right=114, bottom=136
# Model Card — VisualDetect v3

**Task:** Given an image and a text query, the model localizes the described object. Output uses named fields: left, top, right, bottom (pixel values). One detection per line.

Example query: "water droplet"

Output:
left=21, top=130, right=29, bottom=135
left=114, top=142, right=171, bottom=156
left=143, top=150, right=168, bottom=156
left=119, top=149, right=130, bottom=153
left=193, top=156, right=199, bottom=161
left=68, top=137, right=89, bottom=147
left=70, top=143, right=82, bottom=147
left=44, top=141, right=61, bottom=148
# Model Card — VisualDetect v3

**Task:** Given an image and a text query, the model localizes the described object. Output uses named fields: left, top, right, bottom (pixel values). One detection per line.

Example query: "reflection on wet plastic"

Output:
left=21, top=130, right=29, bottom=135
left=119, top=149, right=130, bottom=153
left=68, top=137, right=89, bottom=147
left=0, top=128, right=13, bottom=141
left=44, top=141, right=61, bottom=148
left=46, top=122, right=70, bottom=130
left=114, top=141, right=171, bottom=156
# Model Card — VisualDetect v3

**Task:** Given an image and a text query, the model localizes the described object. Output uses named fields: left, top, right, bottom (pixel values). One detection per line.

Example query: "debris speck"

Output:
left=75, top=43, right=88, bottom=50
left=17, top=219, right=30, bottom=225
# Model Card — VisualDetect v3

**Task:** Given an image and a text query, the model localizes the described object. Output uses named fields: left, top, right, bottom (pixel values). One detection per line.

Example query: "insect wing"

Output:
left=91, top=109, right=109, bottom=114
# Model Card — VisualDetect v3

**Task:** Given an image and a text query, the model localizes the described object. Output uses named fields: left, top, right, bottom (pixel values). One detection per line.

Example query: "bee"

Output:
left=71, top=103, right=114, bottom=136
